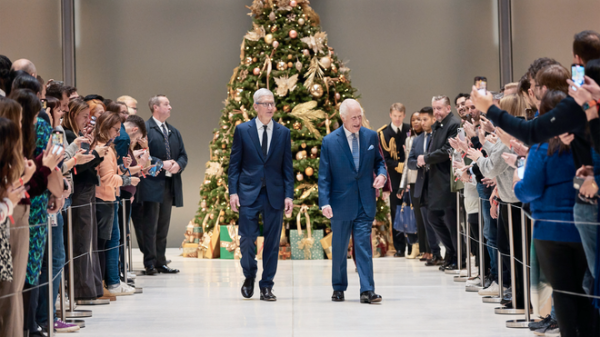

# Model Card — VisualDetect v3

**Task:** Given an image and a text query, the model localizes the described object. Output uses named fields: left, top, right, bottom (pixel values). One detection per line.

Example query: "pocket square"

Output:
left=368, top=145, right=374, bottom=150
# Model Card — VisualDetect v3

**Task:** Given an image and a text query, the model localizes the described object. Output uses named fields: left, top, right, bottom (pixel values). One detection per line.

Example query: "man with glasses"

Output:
left=229, top=88, right=294, bottom=302
left=118, top=95, right=139, bottom=115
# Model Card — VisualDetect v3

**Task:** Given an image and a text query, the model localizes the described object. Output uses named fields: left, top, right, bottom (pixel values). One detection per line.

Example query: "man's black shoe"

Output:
left=260, top=287, right=277, bottom=301
left=425, top=255, right=444, bottom=266
left=360, top=291, right=382, bottom=304
left=331, top=291, right=345, bottom=302
left=156, top=265, right=180, bottom=274
left=528, top=314, right=552, bottom=331
left=241, top=278, right=255, bottom=299
left=443, top=263, right=458, bottom=271
left=144, top=265, right=157, bottom=275
left=394, top=251, right=405, bottom=258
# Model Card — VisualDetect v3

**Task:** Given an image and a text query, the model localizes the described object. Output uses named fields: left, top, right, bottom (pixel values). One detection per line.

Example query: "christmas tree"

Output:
left=193, top=0, right=389, bottom=239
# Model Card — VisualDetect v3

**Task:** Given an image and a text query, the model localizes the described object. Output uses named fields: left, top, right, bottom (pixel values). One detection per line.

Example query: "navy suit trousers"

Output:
left=331, top=202, right=374, bottom=294
left=239, top=187, right=283, bottom=289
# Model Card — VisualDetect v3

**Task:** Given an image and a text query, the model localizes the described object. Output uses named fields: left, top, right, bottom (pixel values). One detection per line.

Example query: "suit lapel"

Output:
left=358, top=127, right=368, bottom=173
left=336, top=128, right=356, bottom=172
left=247, top=119, right=265, bottom=162
left=265, top=121, right=279, bottom=162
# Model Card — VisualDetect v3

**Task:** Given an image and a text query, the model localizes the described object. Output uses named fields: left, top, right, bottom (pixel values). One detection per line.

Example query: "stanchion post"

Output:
left=449, top=191, right=462, bottom=276
left=47, top=216, right=54, bottom=337
left=478, top=198, right=486, bottom=287
left=495, top=203, right=524, bottom=315
left=121, top=198, right=128, bottom=284
left=64, top=206, right=92, bottom=318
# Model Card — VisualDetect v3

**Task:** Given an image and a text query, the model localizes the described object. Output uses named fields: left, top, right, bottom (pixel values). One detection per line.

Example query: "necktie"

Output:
left=425, top=133, right=431, bottom=153
left=261, top=125, right=268, bottom=157
left=351, top=133, right=359, bottom=170
left=161, top=124, right=172, bottom=160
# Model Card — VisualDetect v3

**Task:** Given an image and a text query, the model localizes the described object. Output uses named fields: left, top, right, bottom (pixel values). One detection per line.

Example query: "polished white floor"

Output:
left=73, top=248, right=532, bottom=337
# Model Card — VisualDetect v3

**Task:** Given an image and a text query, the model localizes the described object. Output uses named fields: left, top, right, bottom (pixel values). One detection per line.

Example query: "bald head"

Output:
left=339, top=99, right=363, bottom=133
left=11, top=59, right=37, bottom=78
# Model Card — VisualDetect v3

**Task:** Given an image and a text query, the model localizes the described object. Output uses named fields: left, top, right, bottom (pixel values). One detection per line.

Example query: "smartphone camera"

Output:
left=474, top=76, right=487, bottom=95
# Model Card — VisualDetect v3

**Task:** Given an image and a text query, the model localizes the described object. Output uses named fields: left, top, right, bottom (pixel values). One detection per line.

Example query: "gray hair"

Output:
left=339, top=98, right=364, bottom=118
left=253, top=88, right=274, bottom=103
left=431, top=95, right=451, bottom=106
left=148, top=94, right=167, bottom=113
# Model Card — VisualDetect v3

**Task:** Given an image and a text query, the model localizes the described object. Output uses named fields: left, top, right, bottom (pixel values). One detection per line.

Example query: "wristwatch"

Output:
left=582, top=100, right=598, bottom=111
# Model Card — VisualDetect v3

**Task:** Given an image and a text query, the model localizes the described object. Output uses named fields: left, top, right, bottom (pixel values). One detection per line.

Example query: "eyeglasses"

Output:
left=257, top=102, right=275, bottom=108
left=111, top=126, right=121, bottom=132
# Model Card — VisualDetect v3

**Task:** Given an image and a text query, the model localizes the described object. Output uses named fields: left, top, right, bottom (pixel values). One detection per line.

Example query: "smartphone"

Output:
left=457, top=128, right=466, bottom=141
left=105, top=138, right=114, bottom=146
left=573, top=177, right=586, bottom=190
left=474, top=76, right=487, bottom=95
left=51, top=132, right=63, bottom=147
left=516, top=156, right=526, bottom=168
left=148, top=158, right=164, bottom=177
left=517, top=166, right=525, bottom=180
left=571, top=64, right=585, bottom=90
left=81, top=142, right=90, bottom=155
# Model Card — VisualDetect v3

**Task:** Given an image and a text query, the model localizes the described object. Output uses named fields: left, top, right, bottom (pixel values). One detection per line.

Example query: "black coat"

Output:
left=136, top=118, right=188, bottom=207
left=64, top=129, right=104, bottom=186
left=423, top=113, right=460, bottom=210
left=407, top=132, right=428, bottom=199
left=378, top=123, right=409, bottom=192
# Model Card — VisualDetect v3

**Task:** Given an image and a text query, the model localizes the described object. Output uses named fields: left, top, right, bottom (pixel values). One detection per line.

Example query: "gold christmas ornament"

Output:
left=289, top=30, right=298, bottom=39
left=287, top=62, right=294, bottom=68
left=311, top=146, right=318, bottom=155
left=234, top=88, right=244, bottom=102
left=295, top=59, right=303, bottom=72
left=295, top=150, right=307, bottom=160
left=339, top=74, right=347, bottom=83
left=264, top=34, right=274, bottom=44
left=296, top=172, right=304, bottom=181
left=283, top=105, right=291, bottom=112
left=331, top=64, right=338, bottom=73
left=244, top=57, right=253, bottom=66
left=273, top=40, right=279, bottom=49
left=253, top=67, right=261, bottom=76
left=305, top=167, right=314, bottom=176
left=310, top=153, right=317, bottom=159
left=209, top=213, right=215, bottom=220
left=235, top=120, right=242, bottom=126
left=298, top=18, right=305, bottom=26
left=290, top=0, right=297, bottom=6
left=204, top=180, right=211, bottom=185
left=221, top=144, right=226, bottom=149
left=271, top=25, right=278, bottom=33
left=269, top=11, right=276, bottom=21
left=335, top=102, right=341, bottom=110
left=309, top=83, right=324, bottom=98
left=213, top=131, right=220, bottom=140
left=277, top=61, right=288, bottom=71
left=301, top=142, right=307, bottom=148
left=287, top=54, right=293, bottom=60
left=302, top=49, right=310, bottom=57
left=319, top=56, right=332, bottom=69
left=221, top=125, right=228, bottom=129
left=253, top=57, right=258, bottom=62
left=293, top=121, right=302, bottom=130
left=201, top=200, right=207, bottom=208
left=335, top=92, right=341, bottom=101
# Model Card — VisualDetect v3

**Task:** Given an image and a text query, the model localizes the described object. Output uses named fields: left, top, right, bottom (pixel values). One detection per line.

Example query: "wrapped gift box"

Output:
left=199, top=225, right=220, bottom=259
left=256, top=236, right=264, bottom=260
left=290, top=206, right=324, bottom=260
left=182, top=243, right=199, bottom=258
left=279, top=245, right=291, bottom=260
left=320, top=232, right=333, bottom=259
left=220, top=225, right=241, bottom=260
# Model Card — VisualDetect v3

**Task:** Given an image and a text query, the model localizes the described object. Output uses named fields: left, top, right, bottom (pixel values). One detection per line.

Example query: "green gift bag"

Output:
left=220, top=224, right=241, bottom=259
left=290, top=206, right=324, bottom=260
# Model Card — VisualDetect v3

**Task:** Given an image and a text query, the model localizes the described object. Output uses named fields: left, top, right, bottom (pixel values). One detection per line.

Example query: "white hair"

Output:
left=253, top=88, right=274, bottom=103
left=339, top=98, right=364, bottom=118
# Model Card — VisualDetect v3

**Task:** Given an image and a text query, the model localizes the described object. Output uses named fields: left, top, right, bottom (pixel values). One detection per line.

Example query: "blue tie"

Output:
left=352, top=133, right=359, bottom=170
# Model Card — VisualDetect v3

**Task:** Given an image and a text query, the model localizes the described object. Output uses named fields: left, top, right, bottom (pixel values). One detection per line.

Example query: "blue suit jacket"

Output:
left=318, top=126, right=387, bottom=221
left=407, top=132, right=428, bottom=199
left=228, top=118, right=294, bottom=210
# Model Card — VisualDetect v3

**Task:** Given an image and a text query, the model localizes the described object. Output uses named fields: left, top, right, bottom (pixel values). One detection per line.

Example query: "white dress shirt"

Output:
left=343, top=125, right=359, bottom=160
left=153, top=116, right=168, bottom=136
left=423, top=132, right=432, bottom=153
left=390, top=123, right=403, bottom=135
left=256, top=118, right=274, bottom=155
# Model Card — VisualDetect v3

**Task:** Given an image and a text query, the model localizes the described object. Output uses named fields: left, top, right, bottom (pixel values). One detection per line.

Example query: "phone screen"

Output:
left=517, top=166, right=525, bottom=180
left=571, top=64, right=585, bottom=88
left=474, top=76, right=487, bottom=95
left=81, top=142, right=90, bottom=155
left=148, top=159, right=164, bottom=177
left=51, top=132, right=64, bottom=147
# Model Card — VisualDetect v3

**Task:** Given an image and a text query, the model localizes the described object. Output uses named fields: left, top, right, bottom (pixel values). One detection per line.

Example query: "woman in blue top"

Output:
left=514, top=90, right=597, bottom=337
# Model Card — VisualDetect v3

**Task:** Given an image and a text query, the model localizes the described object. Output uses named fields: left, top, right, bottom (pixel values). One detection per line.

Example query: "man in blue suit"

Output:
left=318, top=99, right=387, bottom=304
left=228, top=88, right=294, bottom=302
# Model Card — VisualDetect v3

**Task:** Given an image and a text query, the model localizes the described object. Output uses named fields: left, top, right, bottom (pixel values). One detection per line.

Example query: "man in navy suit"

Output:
left=228, top=88, right=294, bottom=302
left=318, top=99, right=387, bottom=304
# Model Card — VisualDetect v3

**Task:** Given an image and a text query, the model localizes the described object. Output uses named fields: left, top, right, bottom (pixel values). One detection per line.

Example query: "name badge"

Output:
left=165, top=171, right=172, bottom=177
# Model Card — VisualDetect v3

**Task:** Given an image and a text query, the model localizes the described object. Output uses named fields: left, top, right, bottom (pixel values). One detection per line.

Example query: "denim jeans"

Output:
left=477, top=183, right=498, bottom=281
left=105, top=202, right=121, bottom=287
left=36, top=198, right=70, bottom=326
left=573, top=202, right=598, bottom=275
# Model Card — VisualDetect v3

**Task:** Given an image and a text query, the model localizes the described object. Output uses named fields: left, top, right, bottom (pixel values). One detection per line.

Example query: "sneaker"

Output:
left=529, top=315, right=552, bottom=331
left=478, top=281, right=505, bottom=296
left=534, top=320, right=559, bottom=336
left=466, top=276, right=482, bottom=287
left=53, top=319, right=80, bottom=333
left=127, top=271, right=136, bottom=279
left=107, top=281, right=135, bottom=296
left=55, top=295, right=70, bottom=310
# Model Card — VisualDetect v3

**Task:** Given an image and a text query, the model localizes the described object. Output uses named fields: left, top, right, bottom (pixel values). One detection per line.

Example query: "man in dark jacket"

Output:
left=378, top=103, right=410, bottom=257
left=133, top=95, right=188, bottom=275
left=416, top=96, right=460, bottom=270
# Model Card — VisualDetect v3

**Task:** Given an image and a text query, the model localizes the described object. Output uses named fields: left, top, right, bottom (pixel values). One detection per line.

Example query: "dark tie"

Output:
left=261, top=125, right=268, bottom=157
left=425, top=133, right=431, bottom=152
left=161, top=124, right=172, bottom=160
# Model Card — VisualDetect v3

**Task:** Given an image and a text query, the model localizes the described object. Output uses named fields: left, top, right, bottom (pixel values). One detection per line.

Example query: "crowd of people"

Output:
left=378, top=30, right=600, bottom=337
left=0, top=57, right=187, bottom=336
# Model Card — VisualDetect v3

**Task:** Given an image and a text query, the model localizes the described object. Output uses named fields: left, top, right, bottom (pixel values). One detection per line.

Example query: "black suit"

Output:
left=378, top=123, right=410, bottom=253
left=422, top=113, right=460, bottom=263
left=132, top=117, right=188, bottom=268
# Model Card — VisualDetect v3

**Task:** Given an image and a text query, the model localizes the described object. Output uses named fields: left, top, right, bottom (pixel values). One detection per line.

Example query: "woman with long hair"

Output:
left=92, top=111, right=138, bottom=296
left=62, top=98, right=108, bottom=301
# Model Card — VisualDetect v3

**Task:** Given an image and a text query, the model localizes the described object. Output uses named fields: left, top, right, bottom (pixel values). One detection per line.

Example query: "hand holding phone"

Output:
left=571, top=64, right=585, bottom=90
left=474, top=76, right=487, bottom=95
